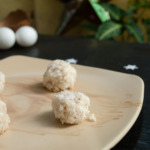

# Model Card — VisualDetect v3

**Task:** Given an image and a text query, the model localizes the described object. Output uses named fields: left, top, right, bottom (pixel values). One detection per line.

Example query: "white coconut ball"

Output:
left=16, top=26, right=38, bottom=47
left=0, top=72, right=5, bottom=93
left=0, top=113, right=10, bottom=134
left=43, top=60, right=77, bottom=92
left=0, top=27, right=15, bottom=49
left=0, top=99, right=10, bottom=134
left=0, top=100, right=7, bottom=114
left=52, top=90, right=90, bottom=124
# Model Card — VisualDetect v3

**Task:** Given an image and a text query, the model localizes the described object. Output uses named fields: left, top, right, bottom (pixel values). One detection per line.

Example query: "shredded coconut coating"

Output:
left=52, top=90, right=90, bottom=124
left=88, top=114, right=96, bottom=122
left=0, top=113, right=10, bottom=134
left=0, top=100, right=7, bottom=114
left=0, top=100, right=10, bottom=134
left=0, top=72, right=5, bottom=93
left=43, top=60, right=77, bottom=92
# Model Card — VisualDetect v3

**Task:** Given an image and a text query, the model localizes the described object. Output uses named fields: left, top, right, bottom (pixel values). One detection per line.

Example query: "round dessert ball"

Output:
left=0, top=27, right=15, bottom=49
left=0, top=99, right=10, bottom=134
left=43, top=60, right=77, bottom=92
left=52, top=90, right=90, bottom=124
left=0, top=72, right=5, bottom=93
left=0, top=100, right=7, bottom=113
left=0, top=113, right=10, bottom=134
left=16, top=26, right=38, bottom=47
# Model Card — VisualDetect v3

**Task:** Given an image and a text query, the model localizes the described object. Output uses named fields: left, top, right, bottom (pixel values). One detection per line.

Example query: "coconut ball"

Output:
left=0, top=100, right=7, bottom=113
left=43, top=60, right=77, bottom=92
left=0, top=72, right=5, bottom=93
left=0, top=113, right=10, bottom=134
left=52, top=90, right=90, bottom=124
left=0, top=99, right=10, bottom=134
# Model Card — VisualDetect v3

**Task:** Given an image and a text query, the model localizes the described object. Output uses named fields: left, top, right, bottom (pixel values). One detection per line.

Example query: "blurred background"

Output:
left=0, top=0, right=150, bottom=43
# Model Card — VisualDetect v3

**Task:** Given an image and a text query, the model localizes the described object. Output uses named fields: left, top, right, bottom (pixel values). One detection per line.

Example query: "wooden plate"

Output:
left=0, top=56, right=144, bottom=150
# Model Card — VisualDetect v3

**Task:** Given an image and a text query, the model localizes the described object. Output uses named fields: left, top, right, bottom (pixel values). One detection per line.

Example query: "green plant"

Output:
left=142, top=18, right=150, bottom=42
left=87, top=0, right=150, bottom=43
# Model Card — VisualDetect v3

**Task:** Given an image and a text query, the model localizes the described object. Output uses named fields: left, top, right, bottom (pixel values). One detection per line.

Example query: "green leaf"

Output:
left=125, top=22, right=144, bottom=43
left=89, top=0, right=110, bottom=22
left=126, top=6, right=137, bottom=18
left=141, top=0, right=147, bottom=6
left=133, top=0, right=150, bottom=9
left=127, top=5, right=137, bottom=12
left=95, top=21, right=122, bottom=40
left=100, top=3, right=128, bottom=21
left=142, top=18, right=150, bottom=43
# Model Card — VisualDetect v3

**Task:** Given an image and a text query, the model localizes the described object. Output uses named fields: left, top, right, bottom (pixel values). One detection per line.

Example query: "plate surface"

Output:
left=0, top=56, right=144, bottom=150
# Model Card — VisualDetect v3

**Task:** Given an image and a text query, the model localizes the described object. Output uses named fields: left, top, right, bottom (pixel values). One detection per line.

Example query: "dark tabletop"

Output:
left=0, top=35, right=150, bottom=150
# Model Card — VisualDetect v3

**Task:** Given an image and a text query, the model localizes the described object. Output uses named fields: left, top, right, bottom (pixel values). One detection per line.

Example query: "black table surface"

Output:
left=0, top=35, right=150, bottom=150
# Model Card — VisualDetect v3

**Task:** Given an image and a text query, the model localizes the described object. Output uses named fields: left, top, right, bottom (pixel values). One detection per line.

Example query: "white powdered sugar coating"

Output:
left=0, top=72, right=5, bottom=93
left=43, top=60, right=77, bottom=92
left=52, top=90, right=90, bottom=124
left=0, top=100, right=10, bottom=134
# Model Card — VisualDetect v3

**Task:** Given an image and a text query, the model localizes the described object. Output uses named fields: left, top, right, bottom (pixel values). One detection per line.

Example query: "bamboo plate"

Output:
left=0, top=56, right=144, bottom=150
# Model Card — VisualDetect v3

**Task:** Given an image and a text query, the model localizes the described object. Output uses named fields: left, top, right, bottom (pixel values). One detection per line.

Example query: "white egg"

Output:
left=16, top=26, right=38, bottom=47
left=0, top=27, right=15, bottom=49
